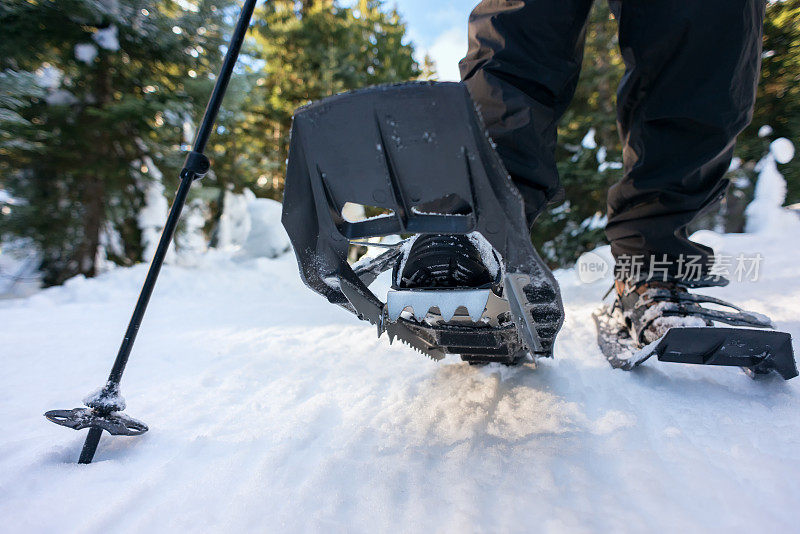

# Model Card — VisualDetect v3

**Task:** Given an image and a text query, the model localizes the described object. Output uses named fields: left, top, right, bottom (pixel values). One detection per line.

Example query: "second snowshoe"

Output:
left=281, top=82, right=564, bottom=365
left=593, top=280, right=797, bottom=380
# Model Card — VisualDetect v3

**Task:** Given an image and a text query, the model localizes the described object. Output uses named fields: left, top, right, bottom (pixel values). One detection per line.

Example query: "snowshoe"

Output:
left=281, top=82, right=564, bottom=365
left=593, top=280, right=797, bottom=380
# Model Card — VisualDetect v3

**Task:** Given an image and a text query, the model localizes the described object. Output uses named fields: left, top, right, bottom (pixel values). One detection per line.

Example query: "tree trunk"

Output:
left=79, top=174, right=105, bottom=278
left=76, top=52, right=114, bottom=278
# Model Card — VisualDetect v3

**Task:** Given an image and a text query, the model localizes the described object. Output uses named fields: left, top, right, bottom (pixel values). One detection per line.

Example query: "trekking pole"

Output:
left=44, top=0, right=259, bottom=464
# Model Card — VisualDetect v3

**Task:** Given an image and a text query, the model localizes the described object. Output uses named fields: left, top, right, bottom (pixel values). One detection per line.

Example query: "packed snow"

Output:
left=2, top=215, right=800, bottom=532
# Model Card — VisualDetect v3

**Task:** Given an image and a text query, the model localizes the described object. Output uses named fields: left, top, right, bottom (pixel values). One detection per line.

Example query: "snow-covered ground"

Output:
left=1, top=219, right=799, bottom=533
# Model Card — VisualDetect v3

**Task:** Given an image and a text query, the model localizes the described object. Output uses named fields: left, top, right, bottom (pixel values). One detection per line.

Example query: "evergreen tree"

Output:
left=0, top=69, right=46, bottom=153
left=737, top=0, right=800, bottom=204
left=0, top=0, right=232, bottom=284
left=241, top=0, right=421, bottom=198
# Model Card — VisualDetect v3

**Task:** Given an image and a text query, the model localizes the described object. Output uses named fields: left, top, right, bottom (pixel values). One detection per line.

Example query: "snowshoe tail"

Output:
left=282, top=82, right=564, bottom=364
left=593, top=307, right=798, bottom=380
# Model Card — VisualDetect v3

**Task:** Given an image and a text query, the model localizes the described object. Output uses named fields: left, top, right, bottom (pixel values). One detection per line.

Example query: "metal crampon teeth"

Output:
left=386, top=289, right=491, bottom=323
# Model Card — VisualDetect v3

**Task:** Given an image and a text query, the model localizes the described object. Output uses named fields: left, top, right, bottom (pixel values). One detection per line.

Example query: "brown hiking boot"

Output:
left=612, top=279, right=708, bottom=345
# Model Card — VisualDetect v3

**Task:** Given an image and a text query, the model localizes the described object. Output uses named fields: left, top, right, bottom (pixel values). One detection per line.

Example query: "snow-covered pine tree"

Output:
left=0, top=0, right=233, bottom=285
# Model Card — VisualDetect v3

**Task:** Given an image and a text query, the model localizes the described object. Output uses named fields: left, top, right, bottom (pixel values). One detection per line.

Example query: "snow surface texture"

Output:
left=2, top=219, right=800, bottom=532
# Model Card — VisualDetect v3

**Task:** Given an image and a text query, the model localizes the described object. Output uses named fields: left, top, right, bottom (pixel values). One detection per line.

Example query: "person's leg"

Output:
left=606, top=0, right=765, bottom=284
left=459, top=0, right=594, bottom=225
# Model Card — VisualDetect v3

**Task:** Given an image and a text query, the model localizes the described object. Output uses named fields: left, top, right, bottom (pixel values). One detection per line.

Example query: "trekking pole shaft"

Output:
left=193, top=0, right=258, bottom=154
left=78, top=427, right=103, bottom=464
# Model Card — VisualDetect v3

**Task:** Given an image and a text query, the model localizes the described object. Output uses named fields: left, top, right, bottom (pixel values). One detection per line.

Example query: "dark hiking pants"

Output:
left=459, top=0, right=765, bottom=284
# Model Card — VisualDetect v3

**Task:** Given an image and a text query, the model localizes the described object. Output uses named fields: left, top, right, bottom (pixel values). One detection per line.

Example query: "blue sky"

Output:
left=395, top=0, right=475, bottom=80
left=350, top=0, right=478, bottom=80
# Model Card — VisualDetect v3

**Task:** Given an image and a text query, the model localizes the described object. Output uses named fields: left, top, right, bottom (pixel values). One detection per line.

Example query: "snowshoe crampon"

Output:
left=281, top=82, right=564, bottom=365
left=593, top=286, right=798, bottom=380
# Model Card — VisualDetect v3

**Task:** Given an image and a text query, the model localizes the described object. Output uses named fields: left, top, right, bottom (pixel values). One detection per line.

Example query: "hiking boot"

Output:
left=392, top=234, right=497, bottom=289
left=612, top=279, right=710, bottom=345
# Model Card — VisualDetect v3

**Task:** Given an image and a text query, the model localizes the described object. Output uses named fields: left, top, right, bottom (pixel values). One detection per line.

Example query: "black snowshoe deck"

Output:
left=282, top=82, right=564, bottom=365
left=593, top=304, right=798, bottom=380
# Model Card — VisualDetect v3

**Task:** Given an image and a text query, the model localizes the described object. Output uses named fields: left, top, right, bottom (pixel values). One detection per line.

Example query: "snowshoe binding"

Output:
left=281, top=82, right=564, bottom=365
left=593, top=280, right=797, bottom=380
